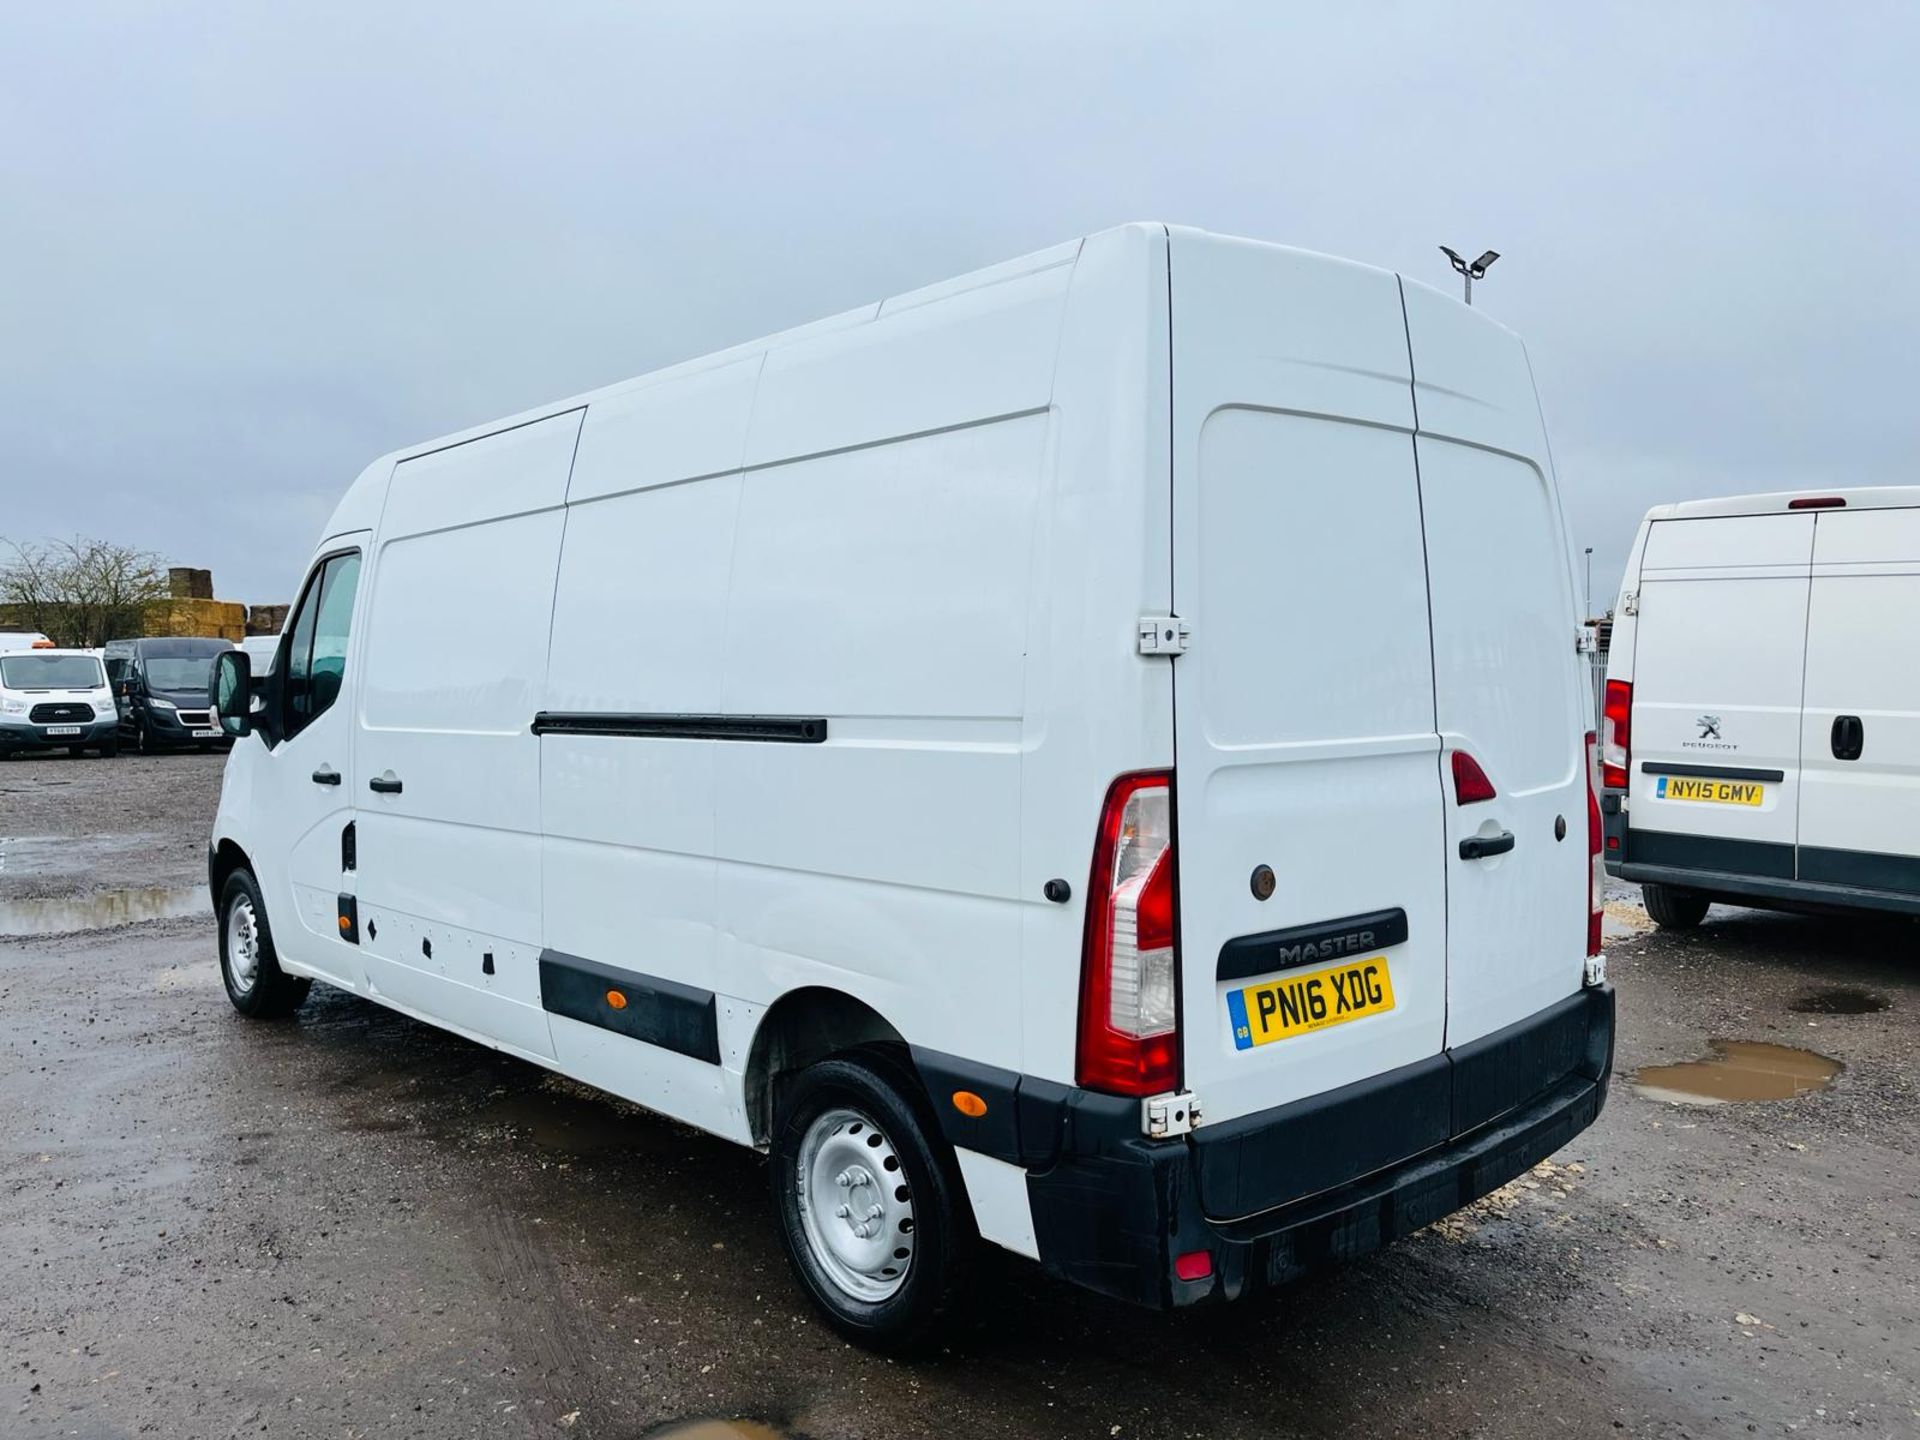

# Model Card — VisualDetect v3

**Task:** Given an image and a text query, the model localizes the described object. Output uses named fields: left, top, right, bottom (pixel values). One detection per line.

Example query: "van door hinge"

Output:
left=1621, top=590, right=1639, bottom=616
left=1137, top=616, right=1190, bottom=656
left=1143, top=1090, right=1200, bottom=1139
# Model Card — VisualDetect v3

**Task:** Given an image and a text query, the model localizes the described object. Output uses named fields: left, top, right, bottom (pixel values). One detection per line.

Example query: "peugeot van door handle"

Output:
left=1459, top=831, right=1515, bottom=861
left=311, top=766, right=341, bottom=786
left=368, top=774, right=403, bottom=795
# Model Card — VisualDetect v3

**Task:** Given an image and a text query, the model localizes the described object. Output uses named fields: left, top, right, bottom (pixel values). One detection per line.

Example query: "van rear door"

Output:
left=1400, top=283, right=1590, bottom=1049
left=1168, top=235, right=1448, bottom=1135
left=1797, top=506, right=1920, bottom=895
left=1626, top=512, right=1813, bottom=881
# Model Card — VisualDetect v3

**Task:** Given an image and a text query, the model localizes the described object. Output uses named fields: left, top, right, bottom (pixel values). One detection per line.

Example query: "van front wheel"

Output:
left=218, top=870, right=311, bottom=1018
left=769, top=1051, right=974, bottom=1352
left=1643, top=882, right=1711, bottom=930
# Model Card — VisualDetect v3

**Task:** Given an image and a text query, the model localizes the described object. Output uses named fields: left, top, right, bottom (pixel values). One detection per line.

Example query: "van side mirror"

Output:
left=211, top=651, right=252, bottom=738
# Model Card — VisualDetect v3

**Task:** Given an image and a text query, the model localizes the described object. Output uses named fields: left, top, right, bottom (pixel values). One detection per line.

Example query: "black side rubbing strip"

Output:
left=1217, top=907, right=1409, bottom=985
left=1638, top=761, right=1786, bottom=783
left=537, top=950, right=721, bottom=1064
left=531, top=712, right=827, bottom=743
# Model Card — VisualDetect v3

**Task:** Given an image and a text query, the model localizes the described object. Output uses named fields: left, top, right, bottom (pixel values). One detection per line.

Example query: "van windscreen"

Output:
left=0, top=654, right=104, bottom=690
left=145, top=656, right=217, bottom=692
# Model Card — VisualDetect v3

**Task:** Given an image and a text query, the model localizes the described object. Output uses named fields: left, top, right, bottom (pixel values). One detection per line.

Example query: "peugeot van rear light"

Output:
left=1787, top=496, right=1846, bottom=510
left=1601, top=679, right=1632, bottom=791
left=1586, top=731, right=1605, bottom=958
left=1076, top=772, right=1179, bottom=1097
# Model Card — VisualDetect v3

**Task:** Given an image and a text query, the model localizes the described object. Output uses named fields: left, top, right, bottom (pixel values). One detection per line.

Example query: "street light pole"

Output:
left=1439, top=246, right=1501, bottom=306
left=1585, top=547, right=1594, bottom=618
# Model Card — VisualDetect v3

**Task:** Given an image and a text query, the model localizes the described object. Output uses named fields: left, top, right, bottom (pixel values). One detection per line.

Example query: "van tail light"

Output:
left=1451, top=749, right=1497, bottom=804
left=1586, top=731, right=1605, bottom=958
left=1601, top=679, right=1632, bottom=791
left=1076, top=772, right=1180, bottom=1097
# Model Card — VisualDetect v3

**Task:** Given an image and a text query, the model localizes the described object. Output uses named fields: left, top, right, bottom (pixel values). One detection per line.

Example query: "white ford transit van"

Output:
left=207, top=224, right=1612, bottom=1348
left=1603, top=487, right=1920, bottom=927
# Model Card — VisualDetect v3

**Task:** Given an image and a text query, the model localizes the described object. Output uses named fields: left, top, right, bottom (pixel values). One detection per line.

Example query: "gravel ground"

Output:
left=1, top=755, right=1917, bottom=1438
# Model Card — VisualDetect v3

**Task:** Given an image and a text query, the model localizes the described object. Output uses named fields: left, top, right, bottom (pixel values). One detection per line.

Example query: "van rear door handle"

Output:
left=1831, top=715, right=1864, bottom=761
left=311, top=766, right=341, bottom=786
left=1459, top=831, right=1515, bottom=861
left=368, top=774, right=403, bottom=795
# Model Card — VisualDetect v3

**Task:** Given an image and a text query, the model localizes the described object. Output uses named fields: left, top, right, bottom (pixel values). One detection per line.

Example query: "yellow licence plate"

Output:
left=1228, top=956, right=1396, bottom=1051
left=1656, top=775, right=1764, bottom=806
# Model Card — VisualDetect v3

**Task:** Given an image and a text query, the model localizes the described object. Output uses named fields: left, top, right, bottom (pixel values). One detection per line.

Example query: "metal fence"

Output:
left=1588, top=647, right=1609, bottom=737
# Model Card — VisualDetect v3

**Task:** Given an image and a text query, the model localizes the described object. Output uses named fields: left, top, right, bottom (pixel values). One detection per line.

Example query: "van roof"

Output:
left=112, top=637, right=235, bottom=655
left=323, top=223, right=1430, bottom=541
left=1648, top=486, right=1920, bottom=521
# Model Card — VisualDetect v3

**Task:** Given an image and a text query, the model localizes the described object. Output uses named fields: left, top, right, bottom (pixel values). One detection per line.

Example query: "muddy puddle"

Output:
left=648, top=1424, right=787, bottom=1440
left=1790, top=986, right=1889, bottom=1015
left=1634, top=1039, right=1842, bottom=1105
left=0, top=884, right=210, bottom=936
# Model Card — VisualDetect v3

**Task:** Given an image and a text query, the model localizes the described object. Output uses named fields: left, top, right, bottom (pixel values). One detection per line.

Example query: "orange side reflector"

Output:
left=951, top=1090, right=987, bottom=1118
left=337, top=915, right=351, bottom=931
left=605, top=989, right=628, bottom=1011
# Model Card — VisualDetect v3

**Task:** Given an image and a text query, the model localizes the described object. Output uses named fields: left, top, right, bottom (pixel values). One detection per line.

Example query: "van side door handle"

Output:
left=1459, top=831, right=1515, bottom=861
left=1831, top=715, right=1863, bottom=762
left=368, top=774, right=403, bottom=795
left=311, top=766, right=341, bottom=786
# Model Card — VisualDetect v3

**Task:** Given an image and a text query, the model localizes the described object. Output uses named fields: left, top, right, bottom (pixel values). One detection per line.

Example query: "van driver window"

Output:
left=281, top=552, right=360, bottom=739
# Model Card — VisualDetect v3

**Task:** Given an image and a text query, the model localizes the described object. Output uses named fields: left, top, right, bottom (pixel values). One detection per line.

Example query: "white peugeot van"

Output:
left=1602, top=487, right=1920, bottom=927
left=206, top=224, right=1612, bottom=1348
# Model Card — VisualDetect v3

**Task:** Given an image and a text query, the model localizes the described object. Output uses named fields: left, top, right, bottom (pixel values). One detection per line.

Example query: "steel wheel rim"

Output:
left=225, top=896, right=260, bottom=995
left=795, top=1106, right=915, bottom=1303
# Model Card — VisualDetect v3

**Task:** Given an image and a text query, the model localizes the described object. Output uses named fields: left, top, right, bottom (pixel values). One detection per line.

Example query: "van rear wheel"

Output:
left=218, top=870, right=311, bottom=1018
left=1643, top=882, right=1711, bottom=930
left=769, top=1050, right=974, bottom=1352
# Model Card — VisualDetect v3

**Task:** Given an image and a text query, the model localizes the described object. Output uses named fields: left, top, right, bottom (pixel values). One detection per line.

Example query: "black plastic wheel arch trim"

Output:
left=531, top=712, right=827, bottom=743
left=537, top=950, right=721, bottom=1063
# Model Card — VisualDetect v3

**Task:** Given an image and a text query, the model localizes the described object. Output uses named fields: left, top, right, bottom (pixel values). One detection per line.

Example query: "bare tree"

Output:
left=0, top=537, right=171, bottom=646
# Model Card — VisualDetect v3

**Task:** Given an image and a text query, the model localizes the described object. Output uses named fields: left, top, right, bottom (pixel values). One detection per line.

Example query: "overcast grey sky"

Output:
left=4, top=3, right=1915, bottom=609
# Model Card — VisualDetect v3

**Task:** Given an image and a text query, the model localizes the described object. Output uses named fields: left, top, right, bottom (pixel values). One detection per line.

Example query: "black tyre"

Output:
left=136, top=721, right=155, bottom=755
left=218, top=869, right=312, bottom=1018
left=769, top=1049, right=975, bottom=1352
left=99, top=741, right=120, bottom=759
left=1643, top=882, right=1711, bottom=930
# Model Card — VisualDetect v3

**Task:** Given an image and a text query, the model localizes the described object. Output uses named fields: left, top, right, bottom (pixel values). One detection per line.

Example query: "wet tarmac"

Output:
left=0, top=882, right=209, bottom=935
left=4, top=756, right=1920, bottom=1438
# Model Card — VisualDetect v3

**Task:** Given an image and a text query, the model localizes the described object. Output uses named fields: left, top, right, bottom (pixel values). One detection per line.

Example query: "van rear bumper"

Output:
left=1603, top=804, right=1920, bottom=917
left=918, top=985, right=1613, bottom=1311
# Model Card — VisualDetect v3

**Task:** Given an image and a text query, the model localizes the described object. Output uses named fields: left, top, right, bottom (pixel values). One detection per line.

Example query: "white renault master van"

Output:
left=1603, top=487, right=1920, bottom=926
left=206, top=224, right=1612, bottom=1349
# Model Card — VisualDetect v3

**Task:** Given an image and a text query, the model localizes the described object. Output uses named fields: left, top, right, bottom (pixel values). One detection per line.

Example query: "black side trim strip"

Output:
left=1799, top=845, right=1920, bottom=897
left=1639, top=761, right=1786, bottom=782
left=537, top=950, right=720, bottom=1063
left=531, top=712, right=827, bottom=743
left=1217, top=907, right=1408, bottom=985
left=1626, top=829, right=1795, bottom=879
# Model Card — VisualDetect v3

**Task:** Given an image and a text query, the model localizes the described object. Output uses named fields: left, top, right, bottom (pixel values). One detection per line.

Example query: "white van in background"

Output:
left=0, top=631, right=55, bottom=653
left=1603, top=487, right=1920, bottom=926
left=239, top=632, right=280, bottom=675
left=206, top=223, right=1612, bottom=1349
